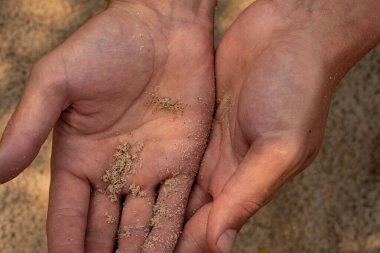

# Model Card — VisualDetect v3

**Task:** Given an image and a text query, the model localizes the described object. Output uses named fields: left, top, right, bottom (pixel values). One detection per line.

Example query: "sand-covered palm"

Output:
left=0, top=1, right=215, bottom=252
left=177, top=2, right=340, bottom=252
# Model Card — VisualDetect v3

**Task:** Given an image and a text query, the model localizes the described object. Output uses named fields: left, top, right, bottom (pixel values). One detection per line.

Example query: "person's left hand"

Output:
left=174, top=1, right=365, bottom=251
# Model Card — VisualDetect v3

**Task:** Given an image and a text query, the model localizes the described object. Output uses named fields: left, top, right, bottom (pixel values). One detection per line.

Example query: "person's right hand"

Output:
left=176, top=0, right=380, bottom=252
left=0, top=0, right=215, bottom=252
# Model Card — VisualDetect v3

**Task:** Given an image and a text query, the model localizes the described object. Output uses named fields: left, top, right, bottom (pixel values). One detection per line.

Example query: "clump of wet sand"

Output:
left=101, top=141, right=144, bottom=202
left=162, top=178, right=179, bottom=197
left=151, top=93, right=185, bottom=115
left=150, top=201, right=174, bottom=227
left=129, top=183, right=147, bottom=198
left=105, top=213, right=117, bottom=224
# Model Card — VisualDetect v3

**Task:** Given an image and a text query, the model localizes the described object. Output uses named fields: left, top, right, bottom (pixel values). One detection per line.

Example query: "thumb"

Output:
left=0, top=56, right=68, bottom=183
left=207, top=140, right=307, bottom=253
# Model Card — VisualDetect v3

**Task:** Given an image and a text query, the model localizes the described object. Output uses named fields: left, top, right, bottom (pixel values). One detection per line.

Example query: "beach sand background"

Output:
left=0, top=0, right=379, bottom=252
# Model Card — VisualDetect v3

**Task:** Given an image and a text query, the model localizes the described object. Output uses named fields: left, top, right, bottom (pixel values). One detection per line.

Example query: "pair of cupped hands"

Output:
left=0, top=0, right=335, bottom=252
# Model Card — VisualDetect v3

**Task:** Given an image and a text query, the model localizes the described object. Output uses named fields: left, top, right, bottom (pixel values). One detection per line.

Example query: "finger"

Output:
left=142, top=175, right=193, bottom=253
left=185, top=183, right=211, bottom=220
left=184, top=121, right=221, bottom=220
left=0, top=58, right=68, bottom=183
left=47, top=169, right=90, bottom=253
left=207, top=140, right=306, bottom=253
left=117, top=187, right=155, bottom=253
left=85, top=190, right=121, bottom=253
left=175, top=203, right=212, bottom=253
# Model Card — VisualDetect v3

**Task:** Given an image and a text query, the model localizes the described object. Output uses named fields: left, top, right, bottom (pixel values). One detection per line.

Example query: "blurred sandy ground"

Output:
left=0, top=1, right=379, bottom=252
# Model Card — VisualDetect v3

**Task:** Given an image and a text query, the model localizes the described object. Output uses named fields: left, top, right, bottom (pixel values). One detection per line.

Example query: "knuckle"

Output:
left=240, top=198, right=263, bottom=217
left=50, top=207, right=86, bottom=220
left=223, top=188, right=263, bottom=217
left=255, top=135, right=321, bottom=169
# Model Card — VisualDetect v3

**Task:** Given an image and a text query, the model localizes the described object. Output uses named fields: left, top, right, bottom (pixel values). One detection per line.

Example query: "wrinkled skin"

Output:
left=0, top=1, right=215, bottom=252
left=176, top=2, right=339, bottom=252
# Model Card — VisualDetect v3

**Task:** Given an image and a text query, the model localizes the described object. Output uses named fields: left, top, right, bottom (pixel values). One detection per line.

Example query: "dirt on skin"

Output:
left=162, top=178, right=180, bottom=197
left=101, top=141, right=144, bottom=202
left=105, top=213, right=117, bottom=224
left=151, top=93, right=186, bottom=115
left=144, top=199, right=182, bottom=252
left=144, top=185, right=184, bottom=251
left=150, top=202, right=174, bottom=227
left=100, top=89, right=185, bottom=225
left=129, top=183, right=147, bottom=198
left=120, top=225, right=133, bottom=238
left=1, top=1, right=380, bottom=253
left=216, top=95, right=234, bottom=121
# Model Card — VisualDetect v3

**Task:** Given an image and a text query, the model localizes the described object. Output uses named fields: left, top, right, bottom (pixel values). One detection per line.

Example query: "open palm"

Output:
left=177, top=2, right=338, bottom=252
left=0, top=1, right=214, bottom=253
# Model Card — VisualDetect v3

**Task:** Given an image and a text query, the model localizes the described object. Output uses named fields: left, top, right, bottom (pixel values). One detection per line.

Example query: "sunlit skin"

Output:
left=176, top=0, right=380, bottom=252
left=0, top=0, right=216, bottom=252
left=1, top=0, right=380, bottom=252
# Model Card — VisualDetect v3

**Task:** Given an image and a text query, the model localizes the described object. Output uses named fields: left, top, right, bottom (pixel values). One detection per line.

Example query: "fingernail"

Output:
left=217, top=229, right=237, bottom=253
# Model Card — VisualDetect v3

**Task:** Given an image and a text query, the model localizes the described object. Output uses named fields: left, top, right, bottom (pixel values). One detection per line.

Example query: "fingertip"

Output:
left=216, top=229, right=237, bottom=253
left=206, top=192, right=259, bottom=253
left=0, top=139, right=36, bottom=184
